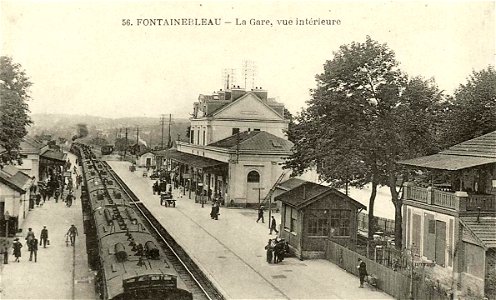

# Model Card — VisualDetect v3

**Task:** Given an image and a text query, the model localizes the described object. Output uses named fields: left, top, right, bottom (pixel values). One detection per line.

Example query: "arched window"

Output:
left=247, top=171, right=260, bottom=183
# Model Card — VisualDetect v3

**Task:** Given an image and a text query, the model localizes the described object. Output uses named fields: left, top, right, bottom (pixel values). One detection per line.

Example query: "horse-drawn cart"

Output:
left=160, top=192, right=176, bottom=207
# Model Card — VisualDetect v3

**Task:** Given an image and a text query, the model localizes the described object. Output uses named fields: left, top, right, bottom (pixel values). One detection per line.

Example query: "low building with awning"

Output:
left=398, top=131, right=496, bottom=299
left=39, top=146, right=68, bottom=180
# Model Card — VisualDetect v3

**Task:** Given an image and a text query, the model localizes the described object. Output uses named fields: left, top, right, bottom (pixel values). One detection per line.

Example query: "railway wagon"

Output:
left=73, top=143, right=192, bottom=300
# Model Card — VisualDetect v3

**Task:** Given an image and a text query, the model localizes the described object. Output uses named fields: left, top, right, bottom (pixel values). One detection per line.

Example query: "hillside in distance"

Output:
left=29, top=113, right=191, bottom=147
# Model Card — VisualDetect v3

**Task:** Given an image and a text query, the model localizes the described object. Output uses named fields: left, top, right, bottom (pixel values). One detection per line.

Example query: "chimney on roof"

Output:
left=253, top=87, right=268, bottom=102
left=231, top=86, right=246, bottom=102
left=477, top=206, right=481, bottom=223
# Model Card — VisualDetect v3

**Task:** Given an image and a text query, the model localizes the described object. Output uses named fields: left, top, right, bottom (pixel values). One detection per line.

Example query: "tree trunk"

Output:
left=389, top=174, right=402, bottom=250
left=368, top=177, right=378, bottom=240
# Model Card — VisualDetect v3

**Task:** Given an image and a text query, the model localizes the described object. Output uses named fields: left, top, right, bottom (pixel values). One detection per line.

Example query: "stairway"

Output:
left=259, top=171, right=287, bottom=208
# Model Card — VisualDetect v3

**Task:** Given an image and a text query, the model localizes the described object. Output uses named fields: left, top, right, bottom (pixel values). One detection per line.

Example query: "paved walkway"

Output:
left=108, top=161, right=393, bottom=300
left=0, top=152, right=95, bottom=299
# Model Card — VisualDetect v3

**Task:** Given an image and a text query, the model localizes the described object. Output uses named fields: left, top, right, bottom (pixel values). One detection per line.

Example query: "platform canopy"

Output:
left=163, top=149, right=226, bottom=169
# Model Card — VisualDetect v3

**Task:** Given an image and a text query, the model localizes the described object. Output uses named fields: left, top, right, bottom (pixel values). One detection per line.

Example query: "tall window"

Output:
left=190, top=130, right=195, bottom=144
left=247, top=171, right=260, bottom=183
left=203, top=130, right=206, bottom=145
left=330, top=210, right=351, bottom=237
left=232, top=128, right=240, bottom=135
left=307, top=210, right=329, bottom=236
left=284, top=206, right=297, bottom=233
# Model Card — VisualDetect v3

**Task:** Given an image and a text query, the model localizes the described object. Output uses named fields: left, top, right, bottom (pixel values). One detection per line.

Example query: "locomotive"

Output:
left=101, top=145, right=114, bottom=155
left=73, top=143, right=192, bottom=300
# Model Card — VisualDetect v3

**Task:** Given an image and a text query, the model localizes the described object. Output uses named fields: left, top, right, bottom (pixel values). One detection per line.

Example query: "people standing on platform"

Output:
left=40, top=226, right=48, bottom=248
left=210, top=201, right=219, bottom=220
left=264, top=239, right=273, bottom=264
left=66, top=192, right=74, bottom=207
left=40, top=186, right=46, bottom=205
left=153, top=181, right=159, bottom=195
left=28, top=236, right=38, bottom=262
left=12, top=238, right=22, bottom=262
left=25, top=228, right=35, bottom=246
left=54, top=189, right=60, bottom=203
left=256, top=206, right=264, bottom=223
left=357, top=258, right=368, bottom=288
left=66, top=225, right=78, bottom=246
left=35, top=193, right=41, bottom=206
left=76, top=175, right=82, bottom=189
left=270, top=216, right=279, bottom=235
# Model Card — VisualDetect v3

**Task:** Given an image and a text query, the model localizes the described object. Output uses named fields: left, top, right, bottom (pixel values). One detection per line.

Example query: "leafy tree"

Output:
left=440, top=66, right=496, bottom=147
left=89, top=136, right=109, bottom=147
left=0, top=56, right=32, bottom=164
left=285, top=37, right=441, bottom=248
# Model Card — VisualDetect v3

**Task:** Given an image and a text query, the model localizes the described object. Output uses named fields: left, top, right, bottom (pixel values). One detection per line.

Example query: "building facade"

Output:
left=165, top=87, right=293, bottom=206
left=0, top=166, right=34, bottom=237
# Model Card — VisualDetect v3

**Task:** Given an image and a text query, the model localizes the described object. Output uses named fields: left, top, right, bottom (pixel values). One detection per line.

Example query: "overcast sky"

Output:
left=1, top=1, right=494, bottom=119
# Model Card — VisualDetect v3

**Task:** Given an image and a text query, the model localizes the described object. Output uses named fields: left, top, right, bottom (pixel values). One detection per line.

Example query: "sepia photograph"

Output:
left=0, top=1, right=495, bottom=299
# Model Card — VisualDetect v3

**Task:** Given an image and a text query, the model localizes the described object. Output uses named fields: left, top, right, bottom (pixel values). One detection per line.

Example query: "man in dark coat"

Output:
left=270, top=216, right=279, bottom=235
left=256, top=206, right=264, bottom=223
left=357, top=258, right=368, bottom=287
left=12, top=238, right=22, bottom=262
left=66, top=193, right=74, bottom=207
left=29, top=237, right=38, bottom=262
left=40, top=226, right=48, bottom=248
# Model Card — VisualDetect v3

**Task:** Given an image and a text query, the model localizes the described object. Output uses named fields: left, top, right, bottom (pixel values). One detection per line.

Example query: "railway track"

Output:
left=102, top=162, right=224, bottom=300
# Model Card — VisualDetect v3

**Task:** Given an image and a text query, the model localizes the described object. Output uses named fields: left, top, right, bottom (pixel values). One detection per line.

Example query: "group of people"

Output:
left=264, top=237, right=289, bottom=264
left=12, top=226, right=47, bottom=263
left=33, top=160, right=80, bottom=208
left=11, top=225, right=78, bottom=263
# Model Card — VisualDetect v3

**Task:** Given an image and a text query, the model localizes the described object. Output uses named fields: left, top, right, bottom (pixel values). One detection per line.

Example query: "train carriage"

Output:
left=71, top=143, right=192, bottom=300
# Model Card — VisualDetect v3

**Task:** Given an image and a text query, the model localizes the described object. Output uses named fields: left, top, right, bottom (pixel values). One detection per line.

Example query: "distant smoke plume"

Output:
left=72, top=123, right=89, bottom=141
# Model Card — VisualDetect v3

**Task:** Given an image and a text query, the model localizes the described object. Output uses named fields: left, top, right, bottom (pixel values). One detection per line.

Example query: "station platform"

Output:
left=0, top=152, right=95, bottom=299
left=107, top=161, right=392, bottom=300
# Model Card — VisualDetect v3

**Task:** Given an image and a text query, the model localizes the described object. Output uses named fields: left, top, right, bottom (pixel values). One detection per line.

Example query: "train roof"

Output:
left=99, top=231, right=175, bottom=299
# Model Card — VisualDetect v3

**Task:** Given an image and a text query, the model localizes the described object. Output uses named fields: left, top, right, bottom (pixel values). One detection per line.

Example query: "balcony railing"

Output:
left=432, top=189, right=457, bottom=209
left=403, top=183, right=496, bottom=212
left=466, top=194, right=496, bottom=211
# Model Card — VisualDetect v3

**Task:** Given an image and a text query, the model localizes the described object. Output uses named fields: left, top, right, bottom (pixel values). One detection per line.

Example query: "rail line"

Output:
left=102, top=162, right=224, bottom=300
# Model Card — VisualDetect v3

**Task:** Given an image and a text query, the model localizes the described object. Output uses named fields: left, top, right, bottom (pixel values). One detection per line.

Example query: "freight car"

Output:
left=73, top=143, right=192, bottom=300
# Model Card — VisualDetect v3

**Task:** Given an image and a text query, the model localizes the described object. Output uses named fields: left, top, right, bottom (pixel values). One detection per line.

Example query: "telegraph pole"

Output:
left=160, top=115, right=165, bottom=149
left=167, top=114, right=172, bottom=148
left=136, top=126, right=139, bottom=145
left=124, top=128, right=128, bottom=158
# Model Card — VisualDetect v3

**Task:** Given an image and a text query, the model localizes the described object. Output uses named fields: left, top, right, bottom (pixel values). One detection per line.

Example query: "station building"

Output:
left=164, top=86, right=293, bottom=207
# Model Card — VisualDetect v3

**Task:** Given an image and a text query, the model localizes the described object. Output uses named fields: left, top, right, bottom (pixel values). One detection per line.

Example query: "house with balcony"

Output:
left=398, top=131, right=496, bottom=299
left=164, top=86, right=293, bottom=207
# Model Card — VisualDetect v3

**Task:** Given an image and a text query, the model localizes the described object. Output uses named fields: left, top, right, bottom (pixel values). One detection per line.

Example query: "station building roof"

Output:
left=208, top=131, right=293, bottom=153
left=275, top=180, right=366, bottom=210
